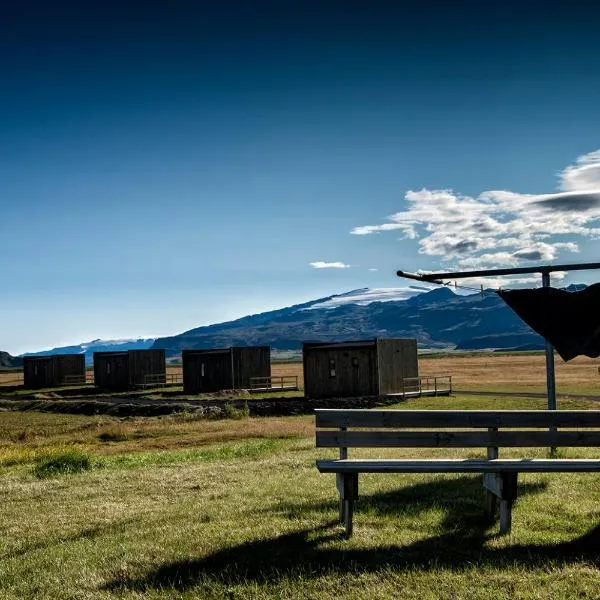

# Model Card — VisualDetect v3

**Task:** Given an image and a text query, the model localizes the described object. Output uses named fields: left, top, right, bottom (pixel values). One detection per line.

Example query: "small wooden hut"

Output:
left=182, top=346, right=270, bottom=394
left=302, top=338, right=418, bottom=399
left=23, top=354, right=86, bottom=389
left=93, top=349, right=166, bottom=390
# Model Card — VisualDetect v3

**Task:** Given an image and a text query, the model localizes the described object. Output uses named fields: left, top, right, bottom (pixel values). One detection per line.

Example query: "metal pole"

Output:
left=541, top=271, right=557, bottom=411
left=397, top=261, right=600, bottom=282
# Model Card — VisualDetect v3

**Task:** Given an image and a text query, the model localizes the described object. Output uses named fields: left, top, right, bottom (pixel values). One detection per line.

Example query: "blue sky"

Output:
left=2, top=1, right=600, bottom=354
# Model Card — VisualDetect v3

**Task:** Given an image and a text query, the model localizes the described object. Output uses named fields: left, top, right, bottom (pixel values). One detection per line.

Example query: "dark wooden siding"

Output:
left=23, top=354, right=85, bottom=388
left=56, top=354, right=86, bottom=384
left=183, top=349, right=233, bottom=394
left=94, top=352, right=130, bottom=389
left=303, top=342, right=378, bottom=399
left=231, top=346, right=270, bottom=388
left=23, top=356, right=58, bottom=389
left=303, top=338, right=418, bottom=399
left=183, top=346, right=271, bottom=394
left=128, top=349, right=165, bottom=386
left=94, top=350, right=165, bottom=389
left=376, top=338, right=419, bottom=395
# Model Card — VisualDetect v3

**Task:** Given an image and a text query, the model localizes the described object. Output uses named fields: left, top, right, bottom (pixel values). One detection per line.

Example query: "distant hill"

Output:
left=21, top=338, right=155, bottom=365
left=18, top=284, right=587, bottom=360
left=151, top=286, right=547, bottom=357
left=0, top=351, right=22, bottom=368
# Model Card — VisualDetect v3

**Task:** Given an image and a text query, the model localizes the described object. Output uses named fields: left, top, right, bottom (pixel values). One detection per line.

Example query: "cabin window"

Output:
left=34, top=365, right=38, bottom=376
left=201, top=363, right=205, bottom=377
left=106, top=363, right=111, bottom=375
left=329, top=358, right=336, bottom=378
left=352, top=357, right=359, bottom=367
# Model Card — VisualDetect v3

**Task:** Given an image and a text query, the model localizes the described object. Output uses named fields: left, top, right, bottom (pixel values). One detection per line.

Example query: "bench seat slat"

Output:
left=316, top=458, right=600, bottom=473
left=316, top=430, right=600, bottom=448
left=315, top=409, right=600, bottom=429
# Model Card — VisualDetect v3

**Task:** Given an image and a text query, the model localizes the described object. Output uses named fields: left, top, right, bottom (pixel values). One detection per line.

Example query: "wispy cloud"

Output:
left=310, top=261, right=351, bottom=269
left=368, top=268, right=379, bottom=272
left=351, top=150, right=600, bottom=269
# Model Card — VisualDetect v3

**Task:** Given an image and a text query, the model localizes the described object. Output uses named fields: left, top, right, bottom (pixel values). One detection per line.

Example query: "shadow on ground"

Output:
left=105, top=475, right=600, bottom=591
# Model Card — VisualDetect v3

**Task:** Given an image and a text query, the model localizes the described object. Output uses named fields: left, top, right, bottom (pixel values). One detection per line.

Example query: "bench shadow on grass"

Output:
left=106, top=475, right=600, bottom=592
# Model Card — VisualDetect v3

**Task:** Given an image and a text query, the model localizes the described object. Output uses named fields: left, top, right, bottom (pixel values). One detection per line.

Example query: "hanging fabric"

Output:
left=497, top=283, right=600, bottom=361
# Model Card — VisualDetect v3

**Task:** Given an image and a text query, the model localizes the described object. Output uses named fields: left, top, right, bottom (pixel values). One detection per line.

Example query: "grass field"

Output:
left=0, top=391, right=599, bottom=599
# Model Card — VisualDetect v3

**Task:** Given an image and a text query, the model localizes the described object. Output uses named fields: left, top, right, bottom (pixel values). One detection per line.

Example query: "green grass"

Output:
left=0, top=394, right=599, bottom=599
left=456, top=383, right=600, bottom=396
left=33, top=449, right=93, bottom=478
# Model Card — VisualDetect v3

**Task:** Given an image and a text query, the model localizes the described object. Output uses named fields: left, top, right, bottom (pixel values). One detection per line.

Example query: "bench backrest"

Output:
left=315, top=409, right=600, bottom=451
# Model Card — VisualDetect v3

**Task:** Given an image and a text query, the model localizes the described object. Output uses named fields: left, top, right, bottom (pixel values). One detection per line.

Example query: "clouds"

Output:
left=351, top=150, right=600, bottom=270
left=560, top=150, right=600, bottom=191
left=310, top=261, right=351, bottom=269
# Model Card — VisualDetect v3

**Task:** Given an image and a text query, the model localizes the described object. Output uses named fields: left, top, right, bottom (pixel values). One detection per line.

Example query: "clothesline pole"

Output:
left=397, top=261, right=600, bottom=413
left=541, top=270, right=557, bottom=411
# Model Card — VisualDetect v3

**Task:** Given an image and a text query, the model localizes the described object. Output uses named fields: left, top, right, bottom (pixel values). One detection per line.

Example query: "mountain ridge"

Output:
left=150, top=286, right=546, bottom=356
left=16, top=284, right=588, bottom=360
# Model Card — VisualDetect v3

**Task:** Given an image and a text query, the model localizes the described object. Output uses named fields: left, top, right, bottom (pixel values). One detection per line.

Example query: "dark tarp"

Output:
left=497, top=283, right=600, bottom=361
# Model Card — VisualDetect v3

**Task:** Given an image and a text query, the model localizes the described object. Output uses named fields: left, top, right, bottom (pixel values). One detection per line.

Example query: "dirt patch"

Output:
left=0, top=394, right=406, bottom=418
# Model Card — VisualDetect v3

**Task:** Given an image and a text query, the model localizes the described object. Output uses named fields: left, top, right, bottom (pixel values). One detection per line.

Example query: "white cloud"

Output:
left=368, top=268, right=379, bottom=272
left=310, top=261, right=351, bottom=269
left=351, top=150, right=600, bottom=269
left=560, top=150, right=600, bottom=191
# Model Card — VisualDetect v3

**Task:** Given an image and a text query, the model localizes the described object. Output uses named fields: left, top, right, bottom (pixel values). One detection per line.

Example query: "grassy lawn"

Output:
left=0, top=395, right=599, bottom=599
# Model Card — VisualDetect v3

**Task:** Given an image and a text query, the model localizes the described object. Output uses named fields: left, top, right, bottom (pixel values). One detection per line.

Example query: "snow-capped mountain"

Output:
left=303, top=287, right=435, bottom=310
left=151, top=286, right=546, bottom=355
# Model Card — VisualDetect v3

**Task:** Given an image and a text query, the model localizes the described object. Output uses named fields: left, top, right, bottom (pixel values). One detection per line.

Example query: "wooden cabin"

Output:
left=93, top=349, right=165, bottom=390
left=182, top=346, right=270, bottom=394
left=302, top=338, right=418, bottom=399
left=23, top=354, right=85, bottom=389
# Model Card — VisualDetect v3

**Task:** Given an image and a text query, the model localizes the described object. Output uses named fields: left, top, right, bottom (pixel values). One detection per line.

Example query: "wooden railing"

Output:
left=249, top=375, right=299, bottom=392
left=141, top=373, right=167, bottom=387
left=140, top=373, right=181, bottom=387
left=400, top=374, right=452, bottom=397
left=60, top=374, right=87, bottom=386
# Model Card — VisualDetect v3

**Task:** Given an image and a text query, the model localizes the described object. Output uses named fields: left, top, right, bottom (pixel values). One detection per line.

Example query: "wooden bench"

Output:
left=315, top=409, right=600, bottom=538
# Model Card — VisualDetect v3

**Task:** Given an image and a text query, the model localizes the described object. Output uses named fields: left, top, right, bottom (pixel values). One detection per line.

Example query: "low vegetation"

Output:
left=33, top=449, right=93, bottom=478
left=0, top=391, right=599, bottom=599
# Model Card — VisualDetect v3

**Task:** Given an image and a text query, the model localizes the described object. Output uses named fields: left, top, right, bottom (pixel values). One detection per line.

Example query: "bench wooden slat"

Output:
left=315, top=409, right=600, bottom=429
left=316, top=458, right=600, bottom=473
left=316, top=430, right=600, bottom=448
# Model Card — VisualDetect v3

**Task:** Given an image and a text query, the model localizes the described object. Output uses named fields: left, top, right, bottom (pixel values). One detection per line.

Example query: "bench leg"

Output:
left=483, top=472, right=518, bottom=534
left=336, top=473, right=358, bottom=537
left=499, top=499, right=513, bottom=535
left=484, top=490, right=497, bottom=520
left=344, top=498, right=354, bottom=538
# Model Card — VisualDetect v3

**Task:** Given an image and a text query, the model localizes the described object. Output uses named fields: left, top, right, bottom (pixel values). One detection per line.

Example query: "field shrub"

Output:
left=33, top=450, right=93, bottom=478
left=97, top=426, right=130, bottom=442
left=224, top=402, right=249, bottom=420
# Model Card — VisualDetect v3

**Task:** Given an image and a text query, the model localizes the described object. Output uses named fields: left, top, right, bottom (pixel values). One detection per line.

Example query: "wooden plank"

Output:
left=316, top=429, right=600, bottom=448
left=315, top=409, right=600, bottom=429
left=315, top=458, right=600, bottom=473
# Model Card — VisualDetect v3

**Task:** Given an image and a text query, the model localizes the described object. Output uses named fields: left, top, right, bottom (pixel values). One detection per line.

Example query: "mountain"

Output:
left=151, top=286, right=546, bottom=356
left=21, top=338, right=155, bottom=365
left=0, top=351, right=22, bottom=368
